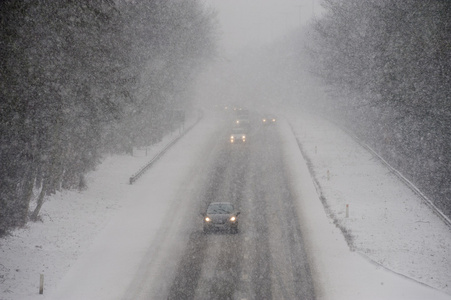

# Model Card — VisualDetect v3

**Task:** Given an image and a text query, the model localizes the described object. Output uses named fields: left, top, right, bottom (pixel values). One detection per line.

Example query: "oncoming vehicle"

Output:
left=234, top=118, right=250, bottom=131
left=230, top=127, right=246, bottom=143
left=236, top=108, right=249, bottom=118
left=202, top=202, right=240, bottom=233
left=262, top=115, right=276, bottom=125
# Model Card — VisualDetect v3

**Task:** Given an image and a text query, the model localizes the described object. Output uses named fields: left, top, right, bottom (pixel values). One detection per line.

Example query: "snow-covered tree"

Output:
left=304, top=0, right=451, bottom=216
left=0, top=0, right=217, bottom=234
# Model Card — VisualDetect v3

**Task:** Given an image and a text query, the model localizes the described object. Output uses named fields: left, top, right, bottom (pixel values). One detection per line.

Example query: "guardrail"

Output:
left=311, top=115, right=451, bottom=228
left=351, top=136, right=451, bottom=228
left=129, top=109, right=204, bottom=184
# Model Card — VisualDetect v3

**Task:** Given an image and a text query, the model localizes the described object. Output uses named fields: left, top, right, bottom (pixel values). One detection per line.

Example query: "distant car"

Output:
left=202, top=202, right=240, bottom=233
left=234, top=117, right=250, bottom=127
left=262, top=115, right=276, bottom=125
left=230, top=127, right=247, bottom=143
left=236, top=109, right=249, bottom=118
left=234, top=118, right=251, bottom=132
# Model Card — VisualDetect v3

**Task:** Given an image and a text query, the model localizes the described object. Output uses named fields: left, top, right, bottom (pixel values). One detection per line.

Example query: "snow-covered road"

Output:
left=158, top=122, right=315, bottom=299
left=0, top=108, right=450, bottom=299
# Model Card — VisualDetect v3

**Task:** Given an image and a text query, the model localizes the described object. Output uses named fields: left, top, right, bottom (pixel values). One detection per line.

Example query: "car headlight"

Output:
left=205, top=217, right=211, bottom=222
left=230, top=216, right=236, bottom=222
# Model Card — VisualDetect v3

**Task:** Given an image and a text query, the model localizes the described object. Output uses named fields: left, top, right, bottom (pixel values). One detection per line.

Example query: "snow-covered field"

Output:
left=0, top=108, right=450, bottom=299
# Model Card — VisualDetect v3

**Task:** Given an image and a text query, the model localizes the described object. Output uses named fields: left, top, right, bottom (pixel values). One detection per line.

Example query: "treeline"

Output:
left=0, top=0, right=217, bottom=235
left=306, top=0, right=450, bottom=215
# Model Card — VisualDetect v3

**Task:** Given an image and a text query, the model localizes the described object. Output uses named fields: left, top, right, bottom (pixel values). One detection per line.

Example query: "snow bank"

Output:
left=280, top=110, right=451, bottom=299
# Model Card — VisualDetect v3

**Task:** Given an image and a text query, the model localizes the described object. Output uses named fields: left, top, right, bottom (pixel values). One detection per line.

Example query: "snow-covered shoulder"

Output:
left=279, top=111, right=451, bottom=299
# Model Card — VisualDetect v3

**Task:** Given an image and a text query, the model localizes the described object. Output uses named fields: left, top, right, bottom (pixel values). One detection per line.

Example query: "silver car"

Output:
left=202, top=202, right=240, bottom=233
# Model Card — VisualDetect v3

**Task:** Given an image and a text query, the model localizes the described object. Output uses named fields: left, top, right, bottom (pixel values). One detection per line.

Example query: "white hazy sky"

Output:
left=205, top=0, right=319, bottom=54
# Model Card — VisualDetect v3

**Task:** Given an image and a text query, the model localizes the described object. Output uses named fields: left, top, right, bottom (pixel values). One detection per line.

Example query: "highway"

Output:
left=125, top=117, right=316, bottom=300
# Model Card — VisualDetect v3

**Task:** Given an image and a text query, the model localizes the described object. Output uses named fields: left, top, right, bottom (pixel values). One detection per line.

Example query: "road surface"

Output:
left=125, top=118, right=316, bottom=300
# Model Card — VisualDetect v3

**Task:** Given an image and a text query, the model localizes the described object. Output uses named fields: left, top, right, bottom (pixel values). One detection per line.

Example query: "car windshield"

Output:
left=207, top=203, right=234, bottom=214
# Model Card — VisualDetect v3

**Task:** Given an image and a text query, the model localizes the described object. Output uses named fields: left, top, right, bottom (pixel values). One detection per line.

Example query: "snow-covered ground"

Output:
left=0, top=108, right=450, bottom=299
left=282, top=110, right=451, bottom=299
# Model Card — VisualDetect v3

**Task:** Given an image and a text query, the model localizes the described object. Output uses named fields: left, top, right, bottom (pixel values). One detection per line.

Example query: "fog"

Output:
left=197, top=0, right=451, bottom=218
left=1, top=0, right=448, bottom=238
left=1, top=1, right=450, bottom=299
left=196, top=0, right=324, bottom=113
left=206, top=0, right=318, bottom=55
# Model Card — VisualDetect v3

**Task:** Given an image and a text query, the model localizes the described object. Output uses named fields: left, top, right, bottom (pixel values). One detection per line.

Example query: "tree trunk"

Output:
left=20, top=169, right=35, bottom=225
left=30, top=177, right=48, bottom=222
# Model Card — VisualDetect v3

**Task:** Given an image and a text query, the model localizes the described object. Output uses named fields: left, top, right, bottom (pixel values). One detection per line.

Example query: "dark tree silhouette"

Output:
left=0, top=0, right=217, bottom=234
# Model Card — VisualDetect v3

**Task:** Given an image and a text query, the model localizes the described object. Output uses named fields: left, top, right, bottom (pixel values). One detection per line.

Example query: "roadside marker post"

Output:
left=39, top=274, right=44, bottom=294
